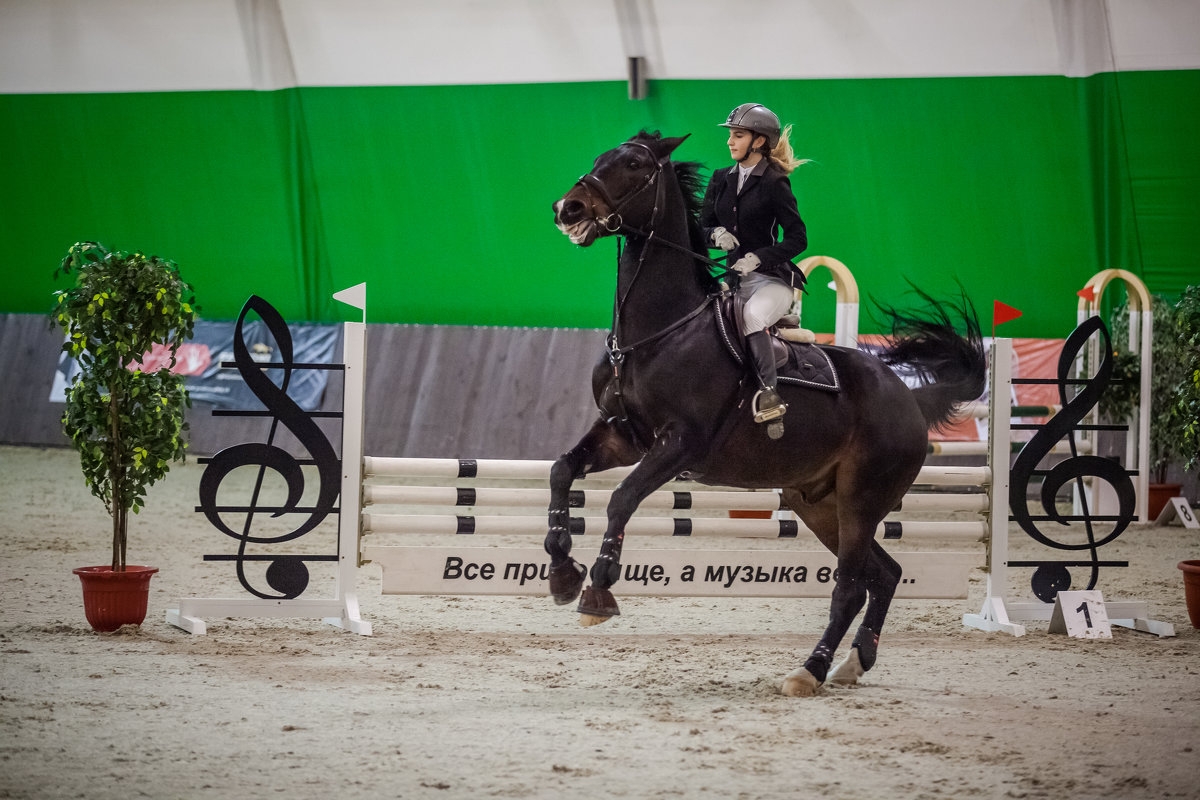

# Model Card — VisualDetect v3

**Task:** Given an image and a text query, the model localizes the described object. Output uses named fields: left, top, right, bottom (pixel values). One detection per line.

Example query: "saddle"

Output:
left=715, top=291, right=841, bottom=393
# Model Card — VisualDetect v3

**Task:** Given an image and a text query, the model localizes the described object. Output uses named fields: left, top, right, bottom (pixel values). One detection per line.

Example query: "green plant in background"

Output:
left=1096, top=344, right=1141, bottom=426
left=51, top=242, right=197, bottom=570
left=1110, top=294, right=1188, bottom=483
left=1173, top=285, right=1200, bottom=474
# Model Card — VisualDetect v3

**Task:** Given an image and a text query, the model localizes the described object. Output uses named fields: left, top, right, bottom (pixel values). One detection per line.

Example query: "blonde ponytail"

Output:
left=769, top=124, right=810, bottom=174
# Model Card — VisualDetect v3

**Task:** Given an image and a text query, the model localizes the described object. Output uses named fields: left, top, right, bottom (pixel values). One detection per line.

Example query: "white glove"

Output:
left=711, top=227, right=739, bottom=251
left=731, top=253, right=761, bottom=275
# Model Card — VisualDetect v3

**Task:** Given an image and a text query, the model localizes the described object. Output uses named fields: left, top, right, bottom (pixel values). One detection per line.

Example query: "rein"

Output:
left=605, top=293, right=717, bottom=359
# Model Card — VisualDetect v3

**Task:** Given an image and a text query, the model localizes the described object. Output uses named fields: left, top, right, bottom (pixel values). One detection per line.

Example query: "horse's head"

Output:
left=553, top=133, right=689, bottom=247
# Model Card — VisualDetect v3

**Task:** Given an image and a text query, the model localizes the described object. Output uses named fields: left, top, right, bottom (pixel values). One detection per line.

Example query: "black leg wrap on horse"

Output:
left=589, top=556, right=622, bottom=590
left=852, top=625, right=880, bottom=672
left=803, top=643, right=834, bottom=684
left=543, top=527, right=573, bottom=564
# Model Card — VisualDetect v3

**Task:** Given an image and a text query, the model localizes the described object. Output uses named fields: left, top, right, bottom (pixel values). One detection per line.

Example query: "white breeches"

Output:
left=738, top=272, right=794, bottom=335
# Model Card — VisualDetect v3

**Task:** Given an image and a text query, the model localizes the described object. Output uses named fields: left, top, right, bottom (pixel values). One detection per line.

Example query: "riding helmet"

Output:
left=719, top=103, right=782, bottom=150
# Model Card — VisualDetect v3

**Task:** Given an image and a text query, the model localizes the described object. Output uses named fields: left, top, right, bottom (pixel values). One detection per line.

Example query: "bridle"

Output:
left=572, top=142, right=735, bottom=353
left=572, top=140, right=664, bottom=236
left=573, top=141, right=735, bottom=275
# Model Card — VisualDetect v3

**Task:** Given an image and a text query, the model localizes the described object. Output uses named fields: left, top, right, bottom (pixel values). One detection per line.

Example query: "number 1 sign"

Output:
left=1049, top=590, right=1113, bottom=639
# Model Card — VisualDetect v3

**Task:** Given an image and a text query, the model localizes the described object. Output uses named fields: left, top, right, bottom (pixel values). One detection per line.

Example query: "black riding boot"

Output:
left=746, top=331, right=787, bottom=438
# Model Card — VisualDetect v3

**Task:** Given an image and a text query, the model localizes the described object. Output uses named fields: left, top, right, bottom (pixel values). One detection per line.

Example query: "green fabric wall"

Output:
left=2, top=71, right=1196, bottom=337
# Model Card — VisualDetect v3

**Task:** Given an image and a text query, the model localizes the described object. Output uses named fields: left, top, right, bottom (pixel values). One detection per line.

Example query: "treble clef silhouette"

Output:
left=1008, top=315, right=1137, bottom=601
left=196, top=295, right=341, bottom=599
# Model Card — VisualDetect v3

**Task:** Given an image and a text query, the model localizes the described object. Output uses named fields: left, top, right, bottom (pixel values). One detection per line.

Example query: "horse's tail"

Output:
left=876, top=288, right=987, bottom=432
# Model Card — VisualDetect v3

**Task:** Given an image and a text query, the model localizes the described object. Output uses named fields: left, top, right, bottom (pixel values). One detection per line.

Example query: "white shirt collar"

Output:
left=737, top=162, right=754, bottom=191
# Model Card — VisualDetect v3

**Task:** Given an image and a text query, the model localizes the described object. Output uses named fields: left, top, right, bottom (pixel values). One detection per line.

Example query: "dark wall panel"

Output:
left=0, top=314, right=603, bottom=460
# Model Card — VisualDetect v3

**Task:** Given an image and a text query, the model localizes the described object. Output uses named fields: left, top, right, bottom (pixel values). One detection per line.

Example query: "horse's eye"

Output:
left=627, top=159, right=643, bottom=170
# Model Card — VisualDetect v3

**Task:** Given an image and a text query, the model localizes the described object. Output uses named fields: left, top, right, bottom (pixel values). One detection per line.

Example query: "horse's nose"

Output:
left=556, top=198, right=586, bottom=225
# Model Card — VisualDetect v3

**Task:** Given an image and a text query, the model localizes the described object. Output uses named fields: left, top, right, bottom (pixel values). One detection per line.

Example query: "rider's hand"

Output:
left=711, top=227, right=739, bottom=251
left=731, top=253, right=761, bottom=275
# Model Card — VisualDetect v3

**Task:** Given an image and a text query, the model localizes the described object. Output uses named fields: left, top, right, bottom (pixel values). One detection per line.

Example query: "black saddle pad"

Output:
left=778, top=341, right=840, bottom=393
left=713, top=292, right=840, bottom=393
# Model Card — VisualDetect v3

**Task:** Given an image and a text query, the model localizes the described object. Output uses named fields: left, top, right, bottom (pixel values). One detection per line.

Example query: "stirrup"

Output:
left=752, top=388, right=787, bottom=423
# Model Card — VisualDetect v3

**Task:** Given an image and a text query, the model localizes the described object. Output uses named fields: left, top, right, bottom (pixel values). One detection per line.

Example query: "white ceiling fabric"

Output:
left=2, top=0, right=1197, bottom=93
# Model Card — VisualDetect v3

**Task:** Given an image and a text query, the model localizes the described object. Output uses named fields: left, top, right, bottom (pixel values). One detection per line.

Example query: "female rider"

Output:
left=700, top=103, right=808, bottom=436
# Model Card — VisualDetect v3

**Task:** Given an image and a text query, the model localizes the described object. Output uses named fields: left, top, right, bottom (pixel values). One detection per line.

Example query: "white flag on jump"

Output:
left=333, top=282, right=367, bottom=322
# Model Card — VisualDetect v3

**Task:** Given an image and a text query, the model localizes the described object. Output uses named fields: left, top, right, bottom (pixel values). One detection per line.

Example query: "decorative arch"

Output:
left=795, top=255, right=859, bottom=348
left=1078, top=269, right=1153, bottom=523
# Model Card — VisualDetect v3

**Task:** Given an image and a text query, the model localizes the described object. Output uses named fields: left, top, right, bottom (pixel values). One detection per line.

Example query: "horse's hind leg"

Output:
left=544, top=419, right=640, bottom=605
left=783, top=482, right=907, bottom=697
left=781, top=493, right=870, bottom=696
left=828, top=541, right=902, bottom=686
left=781, top=536, right=871, bottom=696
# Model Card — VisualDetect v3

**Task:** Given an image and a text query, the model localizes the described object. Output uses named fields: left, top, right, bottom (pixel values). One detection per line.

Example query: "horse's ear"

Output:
left=659, top=134, right=690, bottom=159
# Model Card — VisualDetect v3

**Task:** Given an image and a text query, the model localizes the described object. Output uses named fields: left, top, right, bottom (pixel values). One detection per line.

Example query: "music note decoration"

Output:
left=195, top=295, right=344, bottom=600
left=1008, top=315, right=1138, bottom=602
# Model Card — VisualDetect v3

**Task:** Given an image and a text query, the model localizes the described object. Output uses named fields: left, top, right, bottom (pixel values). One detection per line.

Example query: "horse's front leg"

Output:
left=578, top=423, right=697, bottom=626
left=545, top=418, right=640, bottom=605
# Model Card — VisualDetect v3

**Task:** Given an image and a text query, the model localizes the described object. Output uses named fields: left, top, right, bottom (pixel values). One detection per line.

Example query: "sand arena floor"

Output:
left=1, top=444, right=1197, bottom=799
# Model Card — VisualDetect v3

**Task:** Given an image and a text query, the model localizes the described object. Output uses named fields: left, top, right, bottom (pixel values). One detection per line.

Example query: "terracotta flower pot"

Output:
left=1148, top=483, right=1183, bottom=520
left=1179, top=560, right=1200, bottom=629
left=73, top=565, right=159, bottom=632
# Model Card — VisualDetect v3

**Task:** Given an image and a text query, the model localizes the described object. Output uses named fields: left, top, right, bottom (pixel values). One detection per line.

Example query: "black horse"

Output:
left=546, top=131, right=985, bottom=696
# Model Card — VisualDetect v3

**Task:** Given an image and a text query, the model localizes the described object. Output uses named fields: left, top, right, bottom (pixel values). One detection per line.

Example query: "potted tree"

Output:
left=1170, top=286, right=1200, bottom=627
left=51, top=241, right=197, bottom=631
left=1172, top=285, right=1200, bottom=476
left=1109, top=293, right=1189, bottom=517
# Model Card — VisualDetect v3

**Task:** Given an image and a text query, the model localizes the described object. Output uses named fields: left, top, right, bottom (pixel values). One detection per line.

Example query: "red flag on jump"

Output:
left=993, top=300, right=1023, bottom=327
left=1077, top=285, right=1097, bottom=303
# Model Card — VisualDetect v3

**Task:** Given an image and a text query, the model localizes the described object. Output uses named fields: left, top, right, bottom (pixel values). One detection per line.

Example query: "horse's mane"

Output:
left=631, top=130, right=710, bottom=261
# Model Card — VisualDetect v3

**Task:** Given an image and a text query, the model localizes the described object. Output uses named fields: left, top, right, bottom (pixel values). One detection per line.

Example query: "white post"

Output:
left=1124, top=309, right=1140, bottom=510
left=326, top=321, right=371, bottom=634
left=835, top=301, right=860, bottom=350
left=963, top=338, right=1025, bottom=635
left=1136, top=306, right=1152, bottom=522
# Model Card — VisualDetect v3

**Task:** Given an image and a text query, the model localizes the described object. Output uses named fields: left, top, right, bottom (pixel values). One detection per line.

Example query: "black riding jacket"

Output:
left=699, top=158, right=807, bottom=288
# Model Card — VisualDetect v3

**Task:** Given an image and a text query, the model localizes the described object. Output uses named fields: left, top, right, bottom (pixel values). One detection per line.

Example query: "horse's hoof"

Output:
left=780, top=667, right=822, bottom=697
left=577, top=585, right=619, bottom=626
left=766, top=420, right=784, bottom=440
left=828, top=648, right=866, bottom=687
left=548, top=559, right=586, bottom=605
